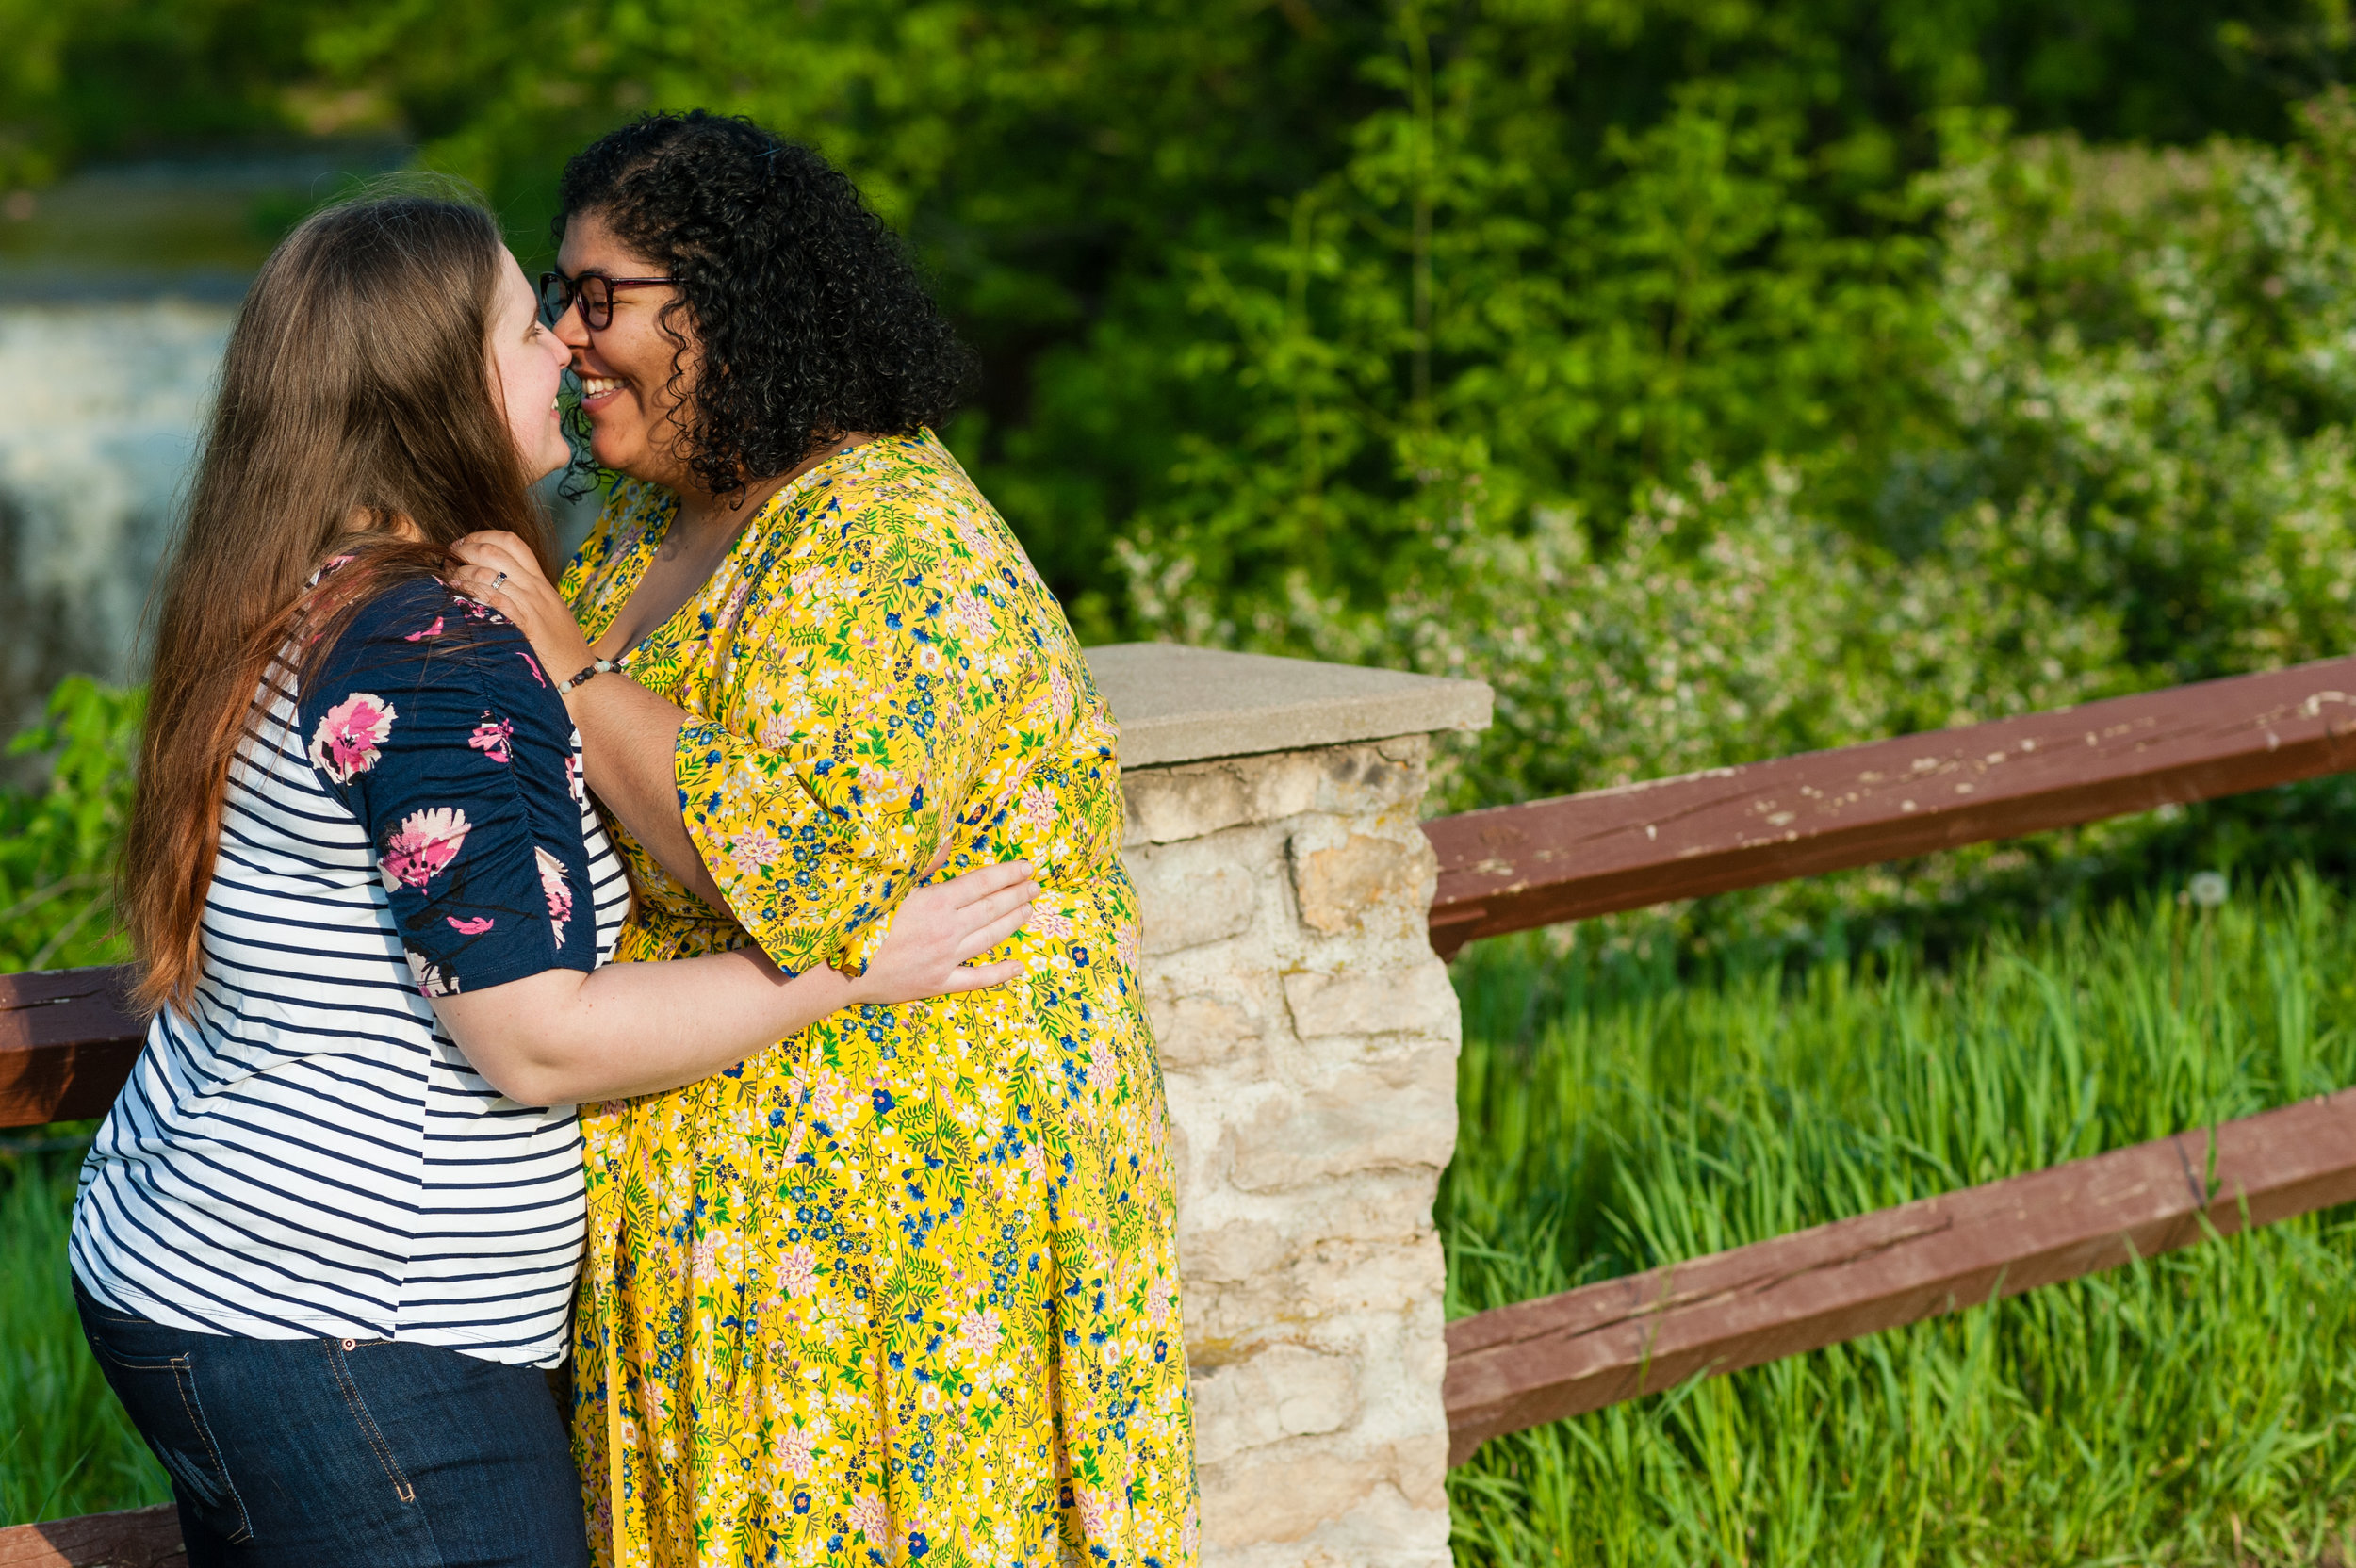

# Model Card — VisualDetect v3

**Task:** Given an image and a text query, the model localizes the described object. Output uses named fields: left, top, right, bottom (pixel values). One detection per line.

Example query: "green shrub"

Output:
left=0, top=678, right=139, bottom=974
left=1141, top=101, right=2356, bottom=815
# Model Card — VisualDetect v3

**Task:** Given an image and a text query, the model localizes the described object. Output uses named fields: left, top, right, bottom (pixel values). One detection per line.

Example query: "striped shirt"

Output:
left=72, top=579, right=628, bottom=1368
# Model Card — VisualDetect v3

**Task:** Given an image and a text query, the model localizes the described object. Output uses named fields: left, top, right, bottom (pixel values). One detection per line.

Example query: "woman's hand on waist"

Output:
left=848, top=858, right=1036, bottom=1006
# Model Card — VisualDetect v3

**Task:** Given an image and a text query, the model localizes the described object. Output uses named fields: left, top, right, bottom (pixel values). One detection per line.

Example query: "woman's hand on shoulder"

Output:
left=849, top=858, right=1036, bottom=1006
left=448, top=532, right=597, bottom=687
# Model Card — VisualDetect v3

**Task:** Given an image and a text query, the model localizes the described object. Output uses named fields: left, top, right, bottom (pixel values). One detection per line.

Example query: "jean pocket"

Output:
left=323, top=1339, right=418, bottom=1504
left=83, top=1337, right=254, bottom=1544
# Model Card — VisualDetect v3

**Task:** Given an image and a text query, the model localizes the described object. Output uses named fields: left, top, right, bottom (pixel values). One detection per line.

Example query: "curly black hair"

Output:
left=555, top=112, right=973, bottom=503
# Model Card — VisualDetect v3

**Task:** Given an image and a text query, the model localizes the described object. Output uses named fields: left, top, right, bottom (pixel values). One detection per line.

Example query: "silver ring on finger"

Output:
left=489, top=571, right=509, bottom=596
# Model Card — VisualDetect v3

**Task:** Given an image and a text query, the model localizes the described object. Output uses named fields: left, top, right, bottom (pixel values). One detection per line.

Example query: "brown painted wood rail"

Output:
left=1423, top=652, right=2356, bottom=958
left=1443, top=1088, right=2356, bottom=1464
left=0, top=1505, right=183, bottom=1567
left=0, top=966, right=140, bottom=1131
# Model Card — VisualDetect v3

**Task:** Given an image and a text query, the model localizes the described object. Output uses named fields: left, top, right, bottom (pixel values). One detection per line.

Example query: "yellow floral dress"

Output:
left=557, top=432, right=1199, bottom=1568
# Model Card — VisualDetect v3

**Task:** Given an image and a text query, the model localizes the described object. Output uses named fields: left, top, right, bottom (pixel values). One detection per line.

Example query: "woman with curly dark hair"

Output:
left=450, top=112, right=1199, bottom=1566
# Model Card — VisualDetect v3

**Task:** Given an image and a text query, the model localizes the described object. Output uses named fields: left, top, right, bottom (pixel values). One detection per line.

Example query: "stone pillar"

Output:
left=1085, top=645, right=1493, bottom=1568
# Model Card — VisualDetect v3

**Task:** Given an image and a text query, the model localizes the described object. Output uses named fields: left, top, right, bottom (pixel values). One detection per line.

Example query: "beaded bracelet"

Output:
left=555, top=657, right=621, bottom=695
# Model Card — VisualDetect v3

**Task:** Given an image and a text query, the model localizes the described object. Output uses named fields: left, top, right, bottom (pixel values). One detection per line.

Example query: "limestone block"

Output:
left=1124, top=741, right=1430, bottom=848
left=1307, top=740, right=1428, bottom=819
left=1288, top=825, right=1435, bottom=936
left=1183, top=1236, right=1444, bottom=1353
left=1174, top=1214, right=1294, bottom=1292
left=1281, top=962, right=1460, bottom=1041
left=1160, top=1068, right=1294, bottom=1217
left=1227, top=1050, right=1457, bottom=1192
left=1130, top=832, right=1269, bottom=956
left=1125, top=763, right=1257, bottom=846
left=1191, top=1345, right=1361, bottom=1467
left=1200, top=1448, right=1385, bottom=1548
left=1145, top=984, right=1268, bottom=1070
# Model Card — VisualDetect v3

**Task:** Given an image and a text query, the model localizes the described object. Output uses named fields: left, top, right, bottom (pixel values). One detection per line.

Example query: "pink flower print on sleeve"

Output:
left=402, top=616, right=444, bottom=642
left=446, top=915, right=495, bottom=934
left=309, top=694, right=396, bottom=784
left=380, top=807, right=471, bottom=891
left=564, top=749, right=586, bottom=807
left=404, top=949, right=458, bottom=997
left=718, top=578, right=753, bottom=630
left=534, top=846, right=574, bottom=945
left=468, top=713, right=514, bottom=764
left=451, top=591, right=508, bottom=624
left=516, top=651, right=547, bottom=687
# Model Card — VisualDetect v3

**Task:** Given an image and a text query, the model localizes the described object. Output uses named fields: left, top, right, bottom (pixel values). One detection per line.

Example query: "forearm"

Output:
left=564, top=674, right=728, bottom=910
left=437, top=948, right=859, bottom=1105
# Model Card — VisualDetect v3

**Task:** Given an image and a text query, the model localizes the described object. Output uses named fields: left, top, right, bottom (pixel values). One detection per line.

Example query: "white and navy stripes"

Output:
left=72, top=605, right=628, bottom=1369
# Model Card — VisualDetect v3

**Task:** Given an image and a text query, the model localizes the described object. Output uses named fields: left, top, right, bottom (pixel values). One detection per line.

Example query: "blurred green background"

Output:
left=15, top=0, right=2356, bottom=820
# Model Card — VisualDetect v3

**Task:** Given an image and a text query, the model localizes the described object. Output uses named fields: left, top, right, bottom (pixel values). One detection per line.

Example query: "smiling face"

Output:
left=486, top=247, right=576, bottom=482
left=552, top=211, right=698, bottom=490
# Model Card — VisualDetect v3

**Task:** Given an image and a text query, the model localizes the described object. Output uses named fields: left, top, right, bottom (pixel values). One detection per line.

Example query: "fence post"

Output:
left=1087, top=643, right=1492, bottom=1567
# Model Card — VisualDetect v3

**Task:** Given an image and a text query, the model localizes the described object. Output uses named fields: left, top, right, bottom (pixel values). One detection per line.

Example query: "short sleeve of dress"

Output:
left=665, top=512, right=1008, bottom=981
left=300, top=578, right=599, bottom=998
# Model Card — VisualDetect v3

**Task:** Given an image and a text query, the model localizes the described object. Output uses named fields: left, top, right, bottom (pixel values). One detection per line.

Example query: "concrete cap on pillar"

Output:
left=1084, top=642, right=1493, bottom=769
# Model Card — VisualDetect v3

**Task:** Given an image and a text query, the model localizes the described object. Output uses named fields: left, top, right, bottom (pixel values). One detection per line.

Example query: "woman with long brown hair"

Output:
left=69, top=188, right=1035, bottom=1568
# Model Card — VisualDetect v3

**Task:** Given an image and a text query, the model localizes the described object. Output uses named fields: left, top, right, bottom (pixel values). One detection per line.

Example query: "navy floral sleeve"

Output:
left=299, top=577, right=599, bottom=998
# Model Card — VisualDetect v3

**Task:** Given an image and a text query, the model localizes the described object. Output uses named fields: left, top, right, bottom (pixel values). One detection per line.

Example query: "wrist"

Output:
left=836, top=958, right=879, bottom=1009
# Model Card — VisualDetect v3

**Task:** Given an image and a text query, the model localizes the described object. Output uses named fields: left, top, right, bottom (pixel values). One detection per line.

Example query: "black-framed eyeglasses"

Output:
left=538, top=270, right=674, bottom=331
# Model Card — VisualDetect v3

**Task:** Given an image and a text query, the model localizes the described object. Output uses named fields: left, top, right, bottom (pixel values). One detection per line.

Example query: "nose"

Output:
left=553, top=301, right=591, bottom=351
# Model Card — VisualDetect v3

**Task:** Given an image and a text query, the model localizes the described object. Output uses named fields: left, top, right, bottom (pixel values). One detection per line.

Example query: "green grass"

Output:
left=1441, top=869, right=2356, bottom=1565
left=0, top=1144, right=166, bottom=1525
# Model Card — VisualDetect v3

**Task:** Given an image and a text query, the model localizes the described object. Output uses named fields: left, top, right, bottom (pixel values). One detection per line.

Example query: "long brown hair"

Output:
left=123, top=190, right=557, bottom=1018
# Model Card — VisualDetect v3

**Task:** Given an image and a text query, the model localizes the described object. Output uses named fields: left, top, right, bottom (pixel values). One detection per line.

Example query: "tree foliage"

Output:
left=19, top=0, right=2356, bottom=816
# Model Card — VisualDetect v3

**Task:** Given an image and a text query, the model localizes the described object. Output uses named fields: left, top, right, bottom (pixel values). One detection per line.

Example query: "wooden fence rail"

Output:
left=7, top=653, right=2356, bottom=1550
left=0, top=1504, right=181, bottom=1568
left=1443, top=1087, right=2356, bottom=1463
left=0, top=966, right=139, bottom=1131
left=1423, top=652, right=2356, bottom=956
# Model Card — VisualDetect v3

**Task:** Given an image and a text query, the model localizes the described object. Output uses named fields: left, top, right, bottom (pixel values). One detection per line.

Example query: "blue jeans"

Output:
left=74, top=1278, right=591, bottom=1568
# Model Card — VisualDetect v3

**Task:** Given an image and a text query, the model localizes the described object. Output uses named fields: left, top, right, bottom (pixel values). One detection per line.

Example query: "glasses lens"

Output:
left=578, top=275, right=614, bottom=331
left=536, top=272, right=569, bottom=326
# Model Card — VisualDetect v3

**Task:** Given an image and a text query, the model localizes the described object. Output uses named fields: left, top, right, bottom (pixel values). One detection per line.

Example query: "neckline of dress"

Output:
left=591, top=435, right=890, bottom=661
